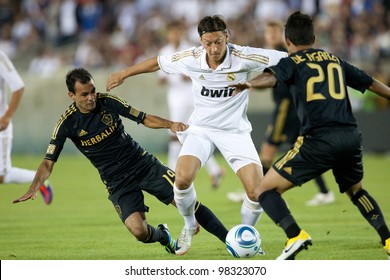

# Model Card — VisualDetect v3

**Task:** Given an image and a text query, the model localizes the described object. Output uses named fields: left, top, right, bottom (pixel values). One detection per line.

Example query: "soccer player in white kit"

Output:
left=158, top=20, right=225, bottom=189
left=0, top=50, right=53, bottom=204
left=107, top=15, right=287, bottom=255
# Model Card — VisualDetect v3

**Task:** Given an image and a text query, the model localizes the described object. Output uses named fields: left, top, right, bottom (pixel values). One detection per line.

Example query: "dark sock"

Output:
left=194, top=201, right=228, bottom=243
left=259, top=189, right=301, bottom=238
left=314, top=176, right=328, bottom=194
left=142, top=224, right=168, bottom=245
left=351, top=190, right=390, bottom=245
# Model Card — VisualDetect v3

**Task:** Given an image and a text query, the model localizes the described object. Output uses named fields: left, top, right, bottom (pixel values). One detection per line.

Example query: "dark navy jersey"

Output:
left=272, top=46, right=293, bottom=104
left=266, top=48, right=374, bottom=134
left=45, top=93, right=153, bottom=186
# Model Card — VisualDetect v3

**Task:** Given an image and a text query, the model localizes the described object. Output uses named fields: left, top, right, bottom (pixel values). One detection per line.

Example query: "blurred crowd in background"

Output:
left=1, top=0, right=390, bottom=110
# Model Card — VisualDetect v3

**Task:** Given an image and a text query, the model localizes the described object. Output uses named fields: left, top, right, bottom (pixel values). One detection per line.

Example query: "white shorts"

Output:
left=0, top=136, right=12, bottom=176
left=177, top=126, right=261, bottom=173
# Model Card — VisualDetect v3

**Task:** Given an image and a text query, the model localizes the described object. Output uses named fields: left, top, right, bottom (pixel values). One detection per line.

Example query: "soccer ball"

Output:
left=225, top=224, right=261, bottom=258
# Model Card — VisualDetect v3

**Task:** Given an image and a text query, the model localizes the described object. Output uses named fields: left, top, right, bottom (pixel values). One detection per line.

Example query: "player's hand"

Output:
left=170, top=122, right=189, bottom=133
left=232, top=82, right=251, bottom=96
left=13, top=186, right=38, bottom=204
left=106, top=71, right=124, bottom=92
left=0, top=116, right=11, bottom=131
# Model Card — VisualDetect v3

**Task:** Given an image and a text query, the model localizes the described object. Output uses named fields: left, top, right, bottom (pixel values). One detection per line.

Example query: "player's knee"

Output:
left=346, top=181, right=363, bottom=199
left=246, top=189, right=258, bottom=201
left=125, top=221, right=149, bottom=242
left=174, top=171, right=193, bottom=189
left=131, top=227, right=149, bottom=242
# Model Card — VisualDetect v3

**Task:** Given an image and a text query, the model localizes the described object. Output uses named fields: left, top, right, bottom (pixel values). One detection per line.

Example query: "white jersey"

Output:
left=158, top=43, right=287, bottom=133
left=0, top=50, right=24, bottom=137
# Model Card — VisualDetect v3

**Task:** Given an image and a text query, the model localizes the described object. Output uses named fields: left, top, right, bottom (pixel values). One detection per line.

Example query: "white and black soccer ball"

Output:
left=226, top=224, right=261, bottom=258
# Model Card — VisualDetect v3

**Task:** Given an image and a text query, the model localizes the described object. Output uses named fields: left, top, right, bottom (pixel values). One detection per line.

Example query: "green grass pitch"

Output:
left=0, top=154, right=389, bottom=260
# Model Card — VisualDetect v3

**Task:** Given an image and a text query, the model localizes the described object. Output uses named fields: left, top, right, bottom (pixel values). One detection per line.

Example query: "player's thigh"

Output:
left=0, top=136, right=12, bottom=177
left=109, top=188, right=149, bottom=223
left=256, top=167, right=295, bottom=198
left=178, top=132, right=215, bottom=169
left=272, top=136, right=331, bottom=187
left=141, top=162, right=175, bottom=205
left=236, top=163, right=263, bottom=200
left=211, top=132, right=261, bottom=173
left=331, top=129, right=364, bottom=193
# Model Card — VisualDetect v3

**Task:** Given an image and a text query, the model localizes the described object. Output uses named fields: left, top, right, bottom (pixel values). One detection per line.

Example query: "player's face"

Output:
left=69, top=80, right=97, bottom=113
left=264, top=26, right=284, bottom=49
left=200, top=31, right=228, bottom=66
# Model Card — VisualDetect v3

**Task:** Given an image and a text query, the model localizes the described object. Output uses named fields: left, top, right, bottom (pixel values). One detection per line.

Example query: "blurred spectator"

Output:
left=76, top=0, right=103, bottom=34
left=28, top=46, right=62, bottom=77
left=0, top=23, right=17, bottom=58
left=56, top=0, right=78, bottom=45
left=74, top=33, right=105, bottom=68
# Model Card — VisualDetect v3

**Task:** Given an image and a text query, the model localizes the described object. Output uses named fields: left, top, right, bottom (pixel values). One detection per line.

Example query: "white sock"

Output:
left=174, top=183, right=197, bottom=229
left=168, top=141, right=182, bottom=170
left=3, top=167, right=35, bottom=184
left=205, top=155, right=220, bottom=177
left=241, top=194, right=264, bottom=226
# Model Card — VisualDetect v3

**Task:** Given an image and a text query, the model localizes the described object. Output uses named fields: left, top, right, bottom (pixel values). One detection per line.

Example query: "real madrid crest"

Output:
left=102, top=113, right=113, bottom=126
left=227, top=73, right=236, bottom=82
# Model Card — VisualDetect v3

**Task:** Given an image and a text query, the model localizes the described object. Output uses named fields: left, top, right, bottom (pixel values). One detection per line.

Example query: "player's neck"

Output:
left=206, top=52, right=227, bottom=70
left=289, top=44, right=312, bottom=54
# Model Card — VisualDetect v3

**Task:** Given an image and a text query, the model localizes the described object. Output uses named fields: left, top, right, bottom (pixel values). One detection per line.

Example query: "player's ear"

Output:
left=285, top=37, right=291, bottom=47
left=225, top=32, right=229, bottom=43
left=68, top=92, right=75, bottom=101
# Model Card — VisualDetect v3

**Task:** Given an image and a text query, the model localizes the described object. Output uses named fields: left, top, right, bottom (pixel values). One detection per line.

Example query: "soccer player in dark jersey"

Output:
left=227, top=20, right=333, bottom=206
left=233, top=12, right=390, bottom=260
left=13, top=68, right=228, bottom=255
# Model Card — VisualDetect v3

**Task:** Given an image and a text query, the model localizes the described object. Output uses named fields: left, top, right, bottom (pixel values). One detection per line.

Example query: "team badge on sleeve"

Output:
left=46, top=144, right=56, bottom=155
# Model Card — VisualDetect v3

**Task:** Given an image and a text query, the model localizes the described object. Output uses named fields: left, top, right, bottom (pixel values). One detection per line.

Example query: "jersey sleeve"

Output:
left=100, top=93, right=146, bottom=124
left=265, top=57, right=296, bottom=85
left=343, top=61, right=374, bottom=93
left=240, top=46, right=288, bottom=72
left=44, top=116, right=68, bottom=162
left=0, top=51, right=24, bottom=92
left=157, top=47, right=195, bottom=75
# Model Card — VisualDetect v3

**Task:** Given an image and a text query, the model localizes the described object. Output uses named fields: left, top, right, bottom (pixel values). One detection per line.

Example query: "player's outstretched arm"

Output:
left=142, top=114, right=188, bottom=133
left=13, top=159, right=55, bottom=204
left=368, top=79, right=390, bottom=100
left=232, top=72, right=277, bottom=95
left=106, top=57, right=160, bottom=92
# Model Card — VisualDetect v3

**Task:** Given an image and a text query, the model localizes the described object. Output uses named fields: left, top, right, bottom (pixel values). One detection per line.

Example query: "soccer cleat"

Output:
left=157, top=224, right=176, bottom=254
left=175, top=226, right=198, bottom=256
left=276, top=230, right=312, bottom=260
left=305, top=191, right=335, bottom=206
left=39, top=180, right=53, bottom=205
left=384, top=237, right=390, bottom=260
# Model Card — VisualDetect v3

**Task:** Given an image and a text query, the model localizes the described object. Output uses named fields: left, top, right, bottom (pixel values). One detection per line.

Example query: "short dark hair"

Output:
left=66, top=68, right=93, bottom=93
left=285, top=11, right=314, bottom=46
left=197, top=15, right=228, bottom=37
